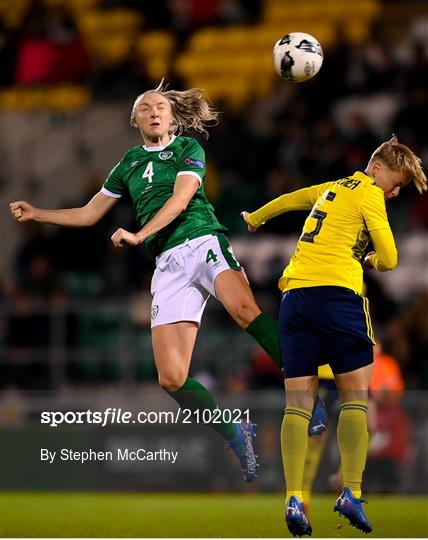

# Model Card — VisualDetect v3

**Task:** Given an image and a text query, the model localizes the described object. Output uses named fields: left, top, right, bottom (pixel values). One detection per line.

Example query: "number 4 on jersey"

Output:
left=206, top=249, right=218, bottom=263
left=142, top=161, right=154, bottom=183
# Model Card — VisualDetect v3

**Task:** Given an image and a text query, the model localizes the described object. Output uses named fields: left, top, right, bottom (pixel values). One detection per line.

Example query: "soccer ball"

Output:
left=273, top=32, right=323, bottom=82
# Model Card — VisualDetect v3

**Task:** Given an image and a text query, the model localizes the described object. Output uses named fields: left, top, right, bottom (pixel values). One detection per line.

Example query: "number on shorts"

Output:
left=206, top=249, right=218, bottom=263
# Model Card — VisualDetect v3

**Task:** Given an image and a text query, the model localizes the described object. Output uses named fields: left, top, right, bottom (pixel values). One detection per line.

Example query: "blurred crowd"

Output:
left=0, top=0, right=262, bottom=88
left=0, top=0, right=427, bottom=395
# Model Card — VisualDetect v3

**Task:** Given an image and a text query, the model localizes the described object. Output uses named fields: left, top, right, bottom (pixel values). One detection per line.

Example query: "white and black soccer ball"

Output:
left=273, top=32, right=323, bottom=82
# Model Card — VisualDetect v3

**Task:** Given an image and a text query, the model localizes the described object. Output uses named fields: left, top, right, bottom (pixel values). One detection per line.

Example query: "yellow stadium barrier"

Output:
left=0, top=86, right=91, bottom=111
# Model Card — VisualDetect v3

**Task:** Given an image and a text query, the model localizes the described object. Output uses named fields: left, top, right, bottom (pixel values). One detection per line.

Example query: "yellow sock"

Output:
left=303, top=432, right=326, bottom=506
left=337, top=400, right=369, bottom=499
left=281, top=406, right=312, bottom=501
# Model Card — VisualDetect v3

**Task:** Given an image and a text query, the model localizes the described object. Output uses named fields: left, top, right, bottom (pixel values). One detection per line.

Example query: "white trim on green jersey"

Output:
left=101, top=136, right=227, bottom=259
left=143, top=135, right=176, bottom=152
left=176, top=170, right=202, bottom=185
left=101, top=186, right=122, bottom=199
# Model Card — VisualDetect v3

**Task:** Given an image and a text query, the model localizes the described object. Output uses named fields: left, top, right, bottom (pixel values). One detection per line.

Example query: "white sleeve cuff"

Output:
left=176, top=171, right=202, bottom=186
left=101, top=186, right=122, bottom=199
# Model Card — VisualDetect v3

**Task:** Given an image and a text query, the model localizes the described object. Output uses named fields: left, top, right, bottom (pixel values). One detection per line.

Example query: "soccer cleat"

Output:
left=308, top=395, right=328, bottom=436
left=286, top=496, right=312, bottom=537
left=334, top=487, right=373, bottom=534
left=303, top=502, right=311, bottom=522
left=226, top=421, right=258, bottom=482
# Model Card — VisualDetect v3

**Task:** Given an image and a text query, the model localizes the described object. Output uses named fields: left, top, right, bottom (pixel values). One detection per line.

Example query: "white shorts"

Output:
left=150, top=234, right=243, bottom=328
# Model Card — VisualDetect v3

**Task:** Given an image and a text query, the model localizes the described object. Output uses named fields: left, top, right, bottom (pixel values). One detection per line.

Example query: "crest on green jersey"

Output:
left=159, top=151, right=173, bottom=160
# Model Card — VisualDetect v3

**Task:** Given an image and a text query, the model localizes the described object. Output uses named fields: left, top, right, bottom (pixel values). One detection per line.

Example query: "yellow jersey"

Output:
left=247, top=171, right=397, bottom=295
left=318, top=363, right=335, bottom=380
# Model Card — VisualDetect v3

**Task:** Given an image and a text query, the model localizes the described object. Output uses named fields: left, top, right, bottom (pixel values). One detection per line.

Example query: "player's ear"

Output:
left=371, top=160, right=382, bottom=177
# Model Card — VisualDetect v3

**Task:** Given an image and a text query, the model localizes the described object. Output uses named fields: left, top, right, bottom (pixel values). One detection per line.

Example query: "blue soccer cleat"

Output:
left=334, top=487, right=373, bottom=534
left=308, top=395, right=329, bottom=436
left=286, top=496, right=312, bottom=537
left=226, top=421, right=258, bottom=482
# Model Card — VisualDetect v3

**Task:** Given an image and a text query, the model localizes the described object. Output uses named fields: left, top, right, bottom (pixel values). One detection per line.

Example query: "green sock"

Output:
left=168, top=377, right=237, bottom=441
left=247, top=312, right=282, bottom=369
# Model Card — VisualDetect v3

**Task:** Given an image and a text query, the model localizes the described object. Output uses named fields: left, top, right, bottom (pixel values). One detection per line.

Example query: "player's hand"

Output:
left=9, top=200, right=36, bottom=222
left=363, top=251, right=375, bottom=270
left=241, top=211, right=257, bottom=233
left=111, top=228, right=140, bottom=248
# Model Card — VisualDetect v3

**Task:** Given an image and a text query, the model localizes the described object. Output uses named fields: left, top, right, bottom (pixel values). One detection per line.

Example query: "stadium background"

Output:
left=0, top=0, right=427, bottom=537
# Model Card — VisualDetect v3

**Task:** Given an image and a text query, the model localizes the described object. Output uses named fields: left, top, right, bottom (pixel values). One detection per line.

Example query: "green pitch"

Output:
left=1, top=492, right=427, bottom=537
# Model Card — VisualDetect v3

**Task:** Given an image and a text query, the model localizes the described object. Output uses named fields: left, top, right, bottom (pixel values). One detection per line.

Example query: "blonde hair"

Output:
left=370, top=135, right=427, bottom=194
left=130, top=80, right=220, bottom=137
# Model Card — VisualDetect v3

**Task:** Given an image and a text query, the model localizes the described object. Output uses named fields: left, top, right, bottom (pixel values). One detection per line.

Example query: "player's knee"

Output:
left=286, top=393, right=315, bottom=411
left=233, top=300, right=260, bottom=328
left=158, top=372, right=187, bottom=393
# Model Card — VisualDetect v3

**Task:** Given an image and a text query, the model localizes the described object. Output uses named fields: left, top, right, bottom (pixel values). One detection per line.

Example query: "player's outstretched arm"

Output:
left=111, top=174, right=199, bottom=248
left=363, top=229, right=398, bottom=272
left=10, top=192, right=118, bottom=228
left=242, top=181, right=334, bottom=230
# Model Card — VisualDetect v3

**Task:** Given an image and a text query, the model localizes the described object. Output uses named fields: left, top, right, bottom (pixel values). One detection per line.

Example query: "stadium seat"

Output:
left=47, top=86, right=91, bottom=110
left=75, top=8, right=142, bottom=66
left=136, top=31, right=175, bottom=56
left=0, top=0, right=30, bottom=29
left=86, top=34, right=134, bottom=68
left=77, top=9, right=141, bottom=36
left=176, top=16, right=343, bottom=106
left=0, top=87, right=90, bottom=111
left=135, top=32, right=176, bottom=82
left=43, top=0, right=99, bottom=8
left=263, top=0, right=380, bottom=22
left=261, top=0, right=379, bottom=47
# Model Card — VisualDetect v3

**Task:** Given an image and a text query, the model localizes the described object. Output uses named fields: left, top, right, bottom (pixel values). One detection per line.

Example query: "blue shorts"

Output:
left=279, top=286, right=374, bottom=379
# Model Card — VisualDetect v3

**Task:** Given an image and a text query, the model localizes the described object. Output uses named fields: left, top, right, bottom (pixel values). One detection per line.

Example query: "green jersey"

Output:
left=102, top=135, right=228, bottom=260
